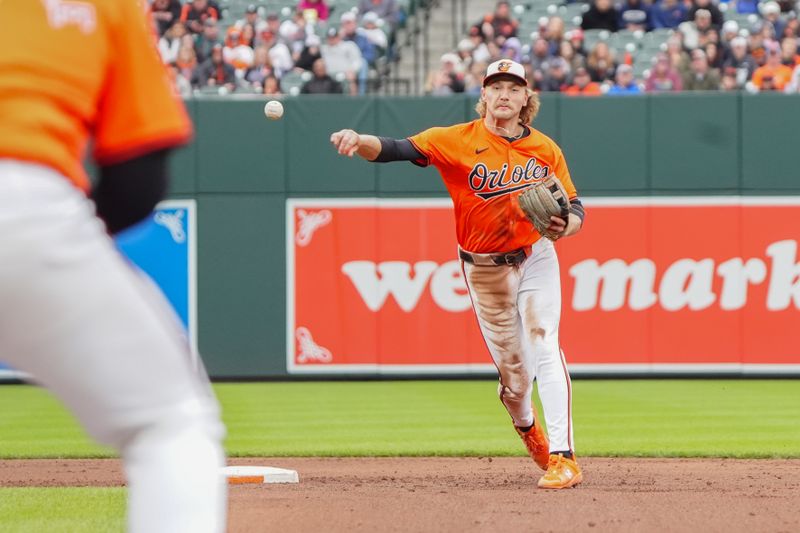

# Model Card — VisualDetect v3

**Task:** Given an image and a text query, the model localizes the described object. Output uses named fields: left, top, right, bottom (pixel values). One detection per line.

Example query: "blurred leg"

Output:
left=0, top=162, right=226, bottom=533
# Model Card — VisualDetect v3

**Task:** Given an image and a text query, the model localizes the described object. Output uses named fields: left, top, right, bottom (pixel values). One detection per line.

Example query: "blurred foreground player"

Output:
left=0, top=1, right=226, bottom=531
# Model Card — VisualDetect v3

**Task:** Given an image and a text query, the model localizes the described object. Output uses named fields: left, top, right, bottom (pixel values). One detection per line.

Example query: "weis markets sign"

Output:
left=287, top=198, right=800, bottom=375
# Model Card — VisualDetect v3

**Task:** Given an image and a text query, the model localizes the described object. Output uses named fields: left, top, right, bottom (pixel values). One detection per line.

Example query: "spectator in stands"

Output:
left=301, top=58, right=343, bottom=93
left=645, top=52, right=683, bottom=91
left=280, top=10, right=308, bottom=53
left=752, top=41, right=794, bottom=90
left=297, top=0, right=330, bottom=22
left=477, top=1, right=519, bottom=44
left=563, top=66, right=602, bottom=94
left=295, top=34, right=323, bottom=71
left=362, top=12, right=389, bottom=51
left=682, top=48, right=720, bottom=90
left=566, top=28, right=587, bottom=56
left=358, top=0, right=400, bottom=31
left=781, top=37, right=800, bottom=66
left=341, top=12, right=377, bottom=67
left=529, top=37, right=554, bottom=73
left=340, top=12, right=373, bottom=93
left=425, top=53, right=465, bottom=95
left=240, top=24, right=256, bottom=48
left=181, top=0, right=219, bottom=35
left=540, top=57, right=571, bottom=92
left=722, top=36, right=756, bottom=88
left=159, top=22, right=186, bottom=64
left=666, top=34, right=691, bottom=76
left=686, top=0, right=723, bottom=29
left=720, top=20, right=739, bottom=52
left=761, top=2, right=786, bottom=39
left=260, top=30, right=294, bottom=77
left=244, top=46, right=276, bottom=89
left=194, top=18, right=220, bottom=64
left=463, top=60, right=488, bottom=95
left=263, top=75, right=282, bottom=96
left=192, top=43, right=236, bottom=91
left=263, top=13, right=284, bottom=42
left=651, top=0, right=685, bottom=29
left=618, top=0, right=651, bottom=31
left=175, top=44, right=199, bottom=85
left=784, top=64, right=800, bottom=92
left=237, top=4, right=267, bottom=34
left=544, top=17, right=566, bottom=55
left=581, top=0, right=619, bottom=33
left=749, top=22, right=770, bottom=66
left=467, top=26, right=492, bottom=64
left=151, top=0, right=183, bottom=37
left=501, top=37, right=523, bottom=63
left=782, top=18, right=799, bottom=39
left=679, top=9, right=713, bottom=50
left=719, top=67, right=739, bottom=90
left=559, top=40, right=586, bottom=72
left=705, top=42, right=723, bottom=69
left=321, top=27, right=364, bottom=95
left=223, top=27, right=255, bottom=76
left=607, top=64, right=641, bottom=94
left=586, top=41, right=618, bottom=82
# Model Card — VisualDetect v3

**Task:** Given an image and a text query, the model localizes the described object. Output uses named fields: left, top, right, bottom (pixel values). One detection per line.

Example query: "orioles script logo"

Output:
left=468, top=158, right=550, bottom=199
left=497, top=61, right=513, bottom=72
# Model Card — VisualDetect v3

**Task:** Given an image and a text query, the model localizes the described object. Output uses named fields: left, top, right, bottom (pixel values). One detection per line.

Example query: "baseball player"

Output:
left=331, top=59, right=584, bottom=489
left=0, top=1, right=226, bottom=531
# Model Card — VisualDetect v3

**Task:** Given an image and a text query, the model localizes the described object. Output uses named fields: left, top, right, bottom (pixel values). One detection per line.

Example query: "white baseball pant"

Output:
left=0, top=160, right=226, bottom=533
left=462, top=237, right=574, bottom=453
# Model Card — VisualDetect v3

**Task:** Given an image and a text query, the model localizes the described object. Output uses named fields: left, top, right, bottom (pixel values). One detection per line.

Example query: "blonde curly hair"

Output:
left=475, top=87, right=540, bottom=126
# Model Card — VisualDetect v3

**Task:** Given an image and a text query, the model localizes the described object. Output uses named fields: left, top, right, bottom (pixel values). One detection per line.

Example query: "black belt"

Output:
left=459, top=247, right=528, bottom=266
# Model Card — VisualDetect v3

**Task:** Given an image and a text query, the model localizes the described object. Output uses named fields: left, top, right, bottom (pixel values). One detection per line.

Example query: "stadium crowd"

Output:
left=149, top=0, right=400, bottom=95
left=428, top=0, right=800, bottom=94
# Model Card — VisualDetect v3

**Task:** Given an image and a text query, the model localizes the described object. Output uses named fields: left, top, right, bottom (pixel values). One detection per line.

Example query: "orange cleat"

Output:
left=537, top=453, right=583, bottom=489
left=515, top=407, right=550, bottom=470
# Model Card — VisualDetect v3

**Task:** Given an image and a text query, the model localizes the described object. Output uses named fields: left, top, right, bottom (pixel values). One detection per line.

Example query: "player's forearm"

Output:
left=354, top=134, right=382, bottom=161
left=562, top=213, right=583, bottom=238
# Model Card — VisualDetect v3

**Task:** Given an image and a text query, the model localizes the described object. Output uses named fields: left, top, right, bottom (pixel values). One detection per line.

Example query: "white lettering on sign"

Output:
left=341, top=240, right=800, bottom=313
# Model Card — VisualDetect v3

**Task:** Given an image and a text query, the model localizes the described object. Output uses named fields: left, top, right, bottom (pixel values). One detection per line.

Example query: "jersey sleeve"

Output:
left=92, top=0, right=192, bottom=165
left=407, top=126, right=459, bottom=169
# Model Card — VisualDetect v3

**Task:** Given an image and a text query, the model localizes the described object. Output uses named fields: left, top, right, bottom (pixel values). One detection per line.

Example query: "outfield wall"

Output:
left=162, top=94, right=800, bottom=378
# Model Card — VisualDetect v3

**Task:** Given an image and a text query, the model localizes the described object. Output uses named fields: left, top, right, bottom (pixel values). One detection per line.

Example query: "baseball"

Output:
left=264, top=100, right=284, bottom=120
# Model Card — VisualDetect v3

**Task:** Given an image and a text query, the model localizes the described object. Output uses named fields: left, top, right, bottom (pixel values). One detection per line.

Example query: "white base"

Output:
left=222, top=465, right=299, bottom=484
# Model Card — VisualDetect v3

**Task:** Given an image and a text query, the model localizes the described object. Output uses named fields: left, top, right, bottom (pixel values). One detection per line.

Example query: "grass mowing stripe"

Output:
left=0, top=488, right=125, bottom=532
left=0, top=380, right=798, bottom=458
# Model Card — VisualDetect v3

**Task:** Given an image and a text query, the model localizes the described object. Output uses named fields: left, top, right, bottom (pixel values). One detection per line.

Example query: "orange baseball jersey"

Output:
left=409, top=119, right=578, bottom=253
left=0, top=0, right=192, bottom=191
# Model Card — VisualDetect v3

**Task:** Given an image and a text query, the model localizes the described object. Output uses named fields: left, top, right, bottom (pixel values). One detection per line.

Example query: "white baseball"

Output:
left=264, top=100, right=284, bottom=120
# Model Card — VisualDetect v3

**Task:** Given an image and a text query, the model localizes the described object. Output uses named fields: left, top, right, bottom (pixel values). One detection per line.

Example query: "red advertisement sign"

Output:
left=287, top=198, right=800, bottom=375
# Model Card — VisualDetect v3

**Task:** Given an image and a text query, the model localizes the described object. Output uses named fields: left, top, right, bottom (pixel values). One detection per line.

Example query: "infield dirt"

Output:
left=2, top=457, right=799, bottom=532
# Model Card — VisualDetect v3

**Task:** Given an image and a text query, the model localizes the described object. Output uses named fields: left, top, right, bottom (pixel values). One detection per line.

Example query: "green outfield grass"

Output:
left=0, top=488, right=125, bottom=532
left=1, top=380, right=799, bottom=459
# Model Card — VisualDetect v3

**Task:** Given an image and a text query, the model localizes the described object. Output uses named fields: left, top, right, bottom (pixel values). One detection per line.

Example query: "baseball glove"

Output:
left=517, top=175, right=570, bottom=240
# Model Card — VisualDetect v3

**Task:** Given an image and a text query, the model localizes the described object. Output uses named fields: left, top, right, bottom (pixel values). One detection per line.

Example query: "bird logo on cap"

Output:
left=497, top=61, right=513, bottom=72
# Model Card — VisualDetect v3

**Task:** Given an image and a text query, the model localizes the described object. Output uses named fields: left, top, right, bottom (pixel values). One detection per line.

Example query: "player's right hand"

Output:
left=330, top=129, right=361, bottom=157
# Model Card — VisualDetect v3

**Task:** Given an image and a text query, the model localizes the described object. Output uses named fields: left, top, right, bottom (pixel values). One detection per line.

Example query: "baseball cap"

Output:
left=246, top=4, right=257, bottom=14
left=363, top=12, right=380, bottom=25
left=762, top=1, right=780, bottom=15
left=326, top=27, right=339, bottom=38
left=483, top=59, right=527, bottom=86
left=340, top=11, right=357, bottom=23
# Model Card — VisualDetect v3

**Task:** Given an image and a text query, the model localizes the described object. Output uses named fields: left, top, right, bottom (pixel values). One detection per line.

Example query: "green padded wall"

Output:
left=741, top=93, right=800, bottom=192
left=650, top=93, right=740, bottom=192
